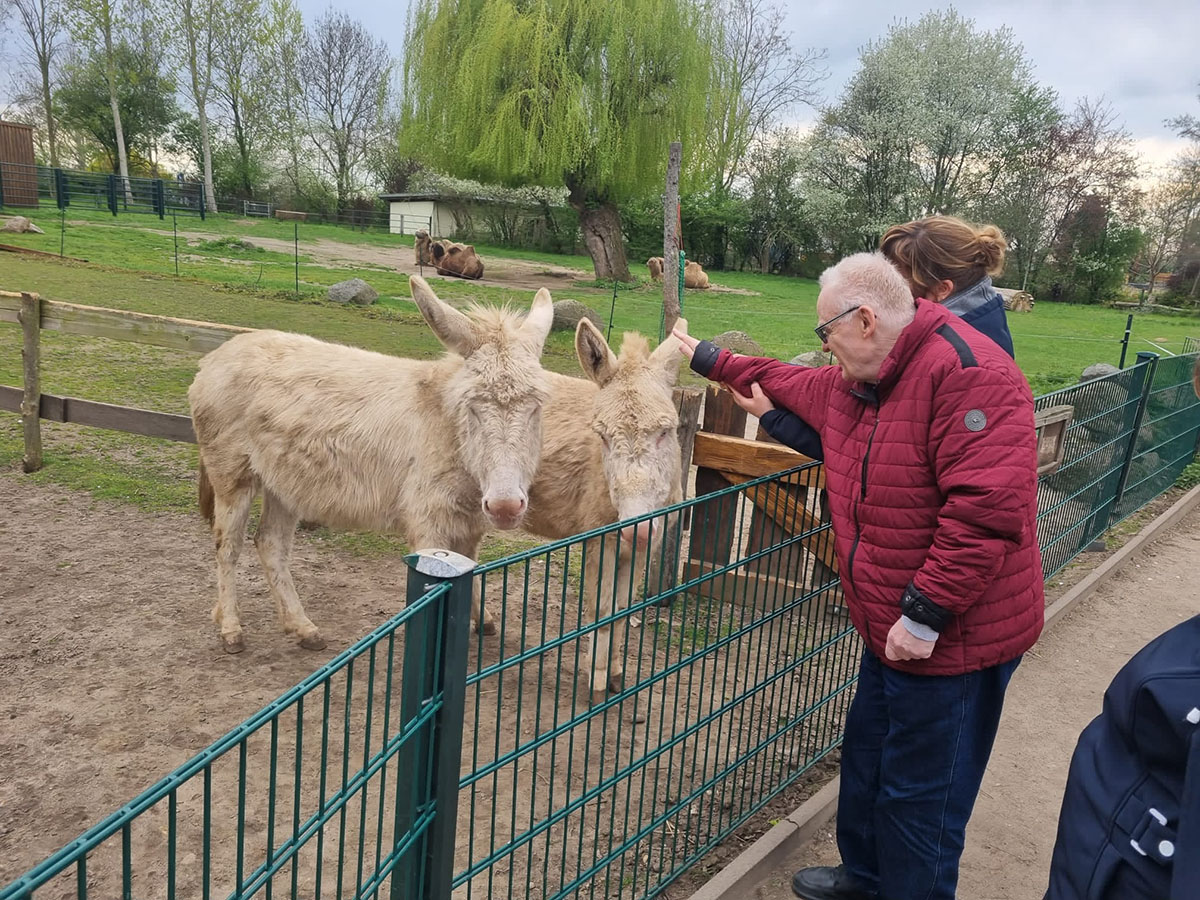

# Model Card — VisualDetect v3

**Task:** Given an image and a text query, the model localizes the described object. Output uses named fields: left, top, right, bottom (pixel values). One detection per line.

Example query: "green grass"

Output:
left=2, top=212, right=1198, bottom=529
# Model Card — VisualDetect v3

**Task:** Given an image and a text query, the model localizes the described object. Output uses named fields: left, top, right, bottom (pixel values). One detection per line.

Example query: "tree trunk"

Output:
left=231, top=100, right=253, bottom=198
left=566, top=176, right=631, bottom=282
left=197, top=102, right=218, bottom=213
left=40, top=57, right=58, bottom=169
left=108, top=84, right=133, bottom=203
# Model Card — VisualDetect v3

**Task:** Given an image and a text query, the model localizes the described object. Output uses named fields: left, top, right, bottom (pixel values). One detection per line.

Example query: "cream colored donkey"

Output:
left=522, top=319, right=687, bottom=693
left=188, top=275, right=553, bottom=652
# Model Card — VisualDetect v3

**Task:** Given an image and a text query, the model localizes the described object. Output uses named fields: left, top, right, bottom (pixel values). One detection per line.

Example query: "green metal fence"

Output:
left=456, top=467, right=853, bottom=900
left=0, top=555, right=472, bottom=900
left=1034, top=351, right=1200, bottom=577
left=4, top=352, right=1200, bottom=900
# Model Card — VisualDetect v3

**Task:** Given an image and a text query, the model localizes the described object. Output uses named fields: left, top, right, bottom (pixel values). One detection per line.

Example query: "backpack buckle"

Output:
left=1129, top=807, right=1176, bottom=865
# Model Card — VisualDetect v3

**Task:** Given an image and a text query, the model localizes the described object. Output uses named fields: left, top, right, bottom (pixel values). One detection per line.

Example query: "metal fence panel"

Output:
left=1033, top=360, right=1151, bottom=577
left=1113, top=352, right=1200, bottom=522
left=456, top=467, right=857, bottom=900
left=0, top=577, right=457, bottom=900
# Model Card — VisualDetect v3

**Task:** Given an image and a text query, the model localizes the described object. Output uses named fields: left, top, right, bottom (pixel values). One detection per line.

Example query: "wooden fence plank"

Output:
left=38, top=299, right=253, bottom=353
left=692, top=431, right=822, bottom=485
left=0, top=385, right=196, bottom=442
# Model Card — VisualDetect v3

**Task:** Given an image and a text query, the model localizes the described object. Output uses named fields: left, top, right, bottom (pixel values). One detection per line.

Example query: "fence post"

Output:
left=0, top=162, right=6, bottom=209
left=19, top=292, right=43, bottom=473
left=391, top=549, right=474, bottom=900
left=54, top=168, right=67, bottom=209
left=1119, top=314, right=1133, bottom=368
left=1110, top=351, right=1159, bottom=520
left=153, top=179, right=166, bottom=219
left=106, top=175, right=118, bottom=216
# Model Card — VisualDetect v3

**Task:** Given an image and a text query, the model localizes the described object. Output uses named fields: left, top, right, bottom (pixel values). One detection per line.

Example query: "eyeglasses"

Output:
left=813, top=306, right=861, bottom=343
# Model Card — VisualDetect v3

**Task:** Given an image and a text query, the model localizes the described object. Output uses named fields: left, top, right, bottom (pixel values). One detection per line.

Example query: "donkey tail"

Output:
left=198, top=457, right=215, bottom=525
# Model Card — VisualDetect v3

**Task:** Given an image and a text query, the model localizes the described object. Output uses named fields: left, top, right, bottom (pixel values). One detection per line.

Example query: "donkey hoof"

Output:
left=221, top=633, right=245, bottom=654
left=479, top=620, right=497, bottom=636
left=299, top=633, right=326, bottom=651
left=607, top=672, right=625, bottom=694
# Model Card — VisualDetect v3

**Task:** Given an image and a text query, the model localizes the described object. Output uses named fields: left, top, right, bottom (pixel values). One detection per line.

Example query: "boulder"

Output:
left=328, top=278, right=378, bottom=306
left=1081, top=363, right=1120, bottom=381
left=789, top=350, right=829, bottom=368
left=711, top=330, right=762, bottom=356
left=1, top=216, right=44, bottom=234
left=551, top=299, right=603, bottom=332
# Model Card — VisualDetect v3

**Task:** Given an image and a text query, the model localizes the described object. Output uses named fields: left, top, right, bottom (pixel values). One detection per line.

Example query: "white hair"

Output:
left=819, top=252, right=916, bottom=332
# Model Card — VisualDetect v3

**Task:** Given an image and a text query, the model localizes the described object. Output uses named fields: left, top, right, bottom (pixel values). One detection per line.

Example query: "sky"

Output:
left=293, top=0, right=1198, bottom=171
left=0, top=1, right=1194, bottom=171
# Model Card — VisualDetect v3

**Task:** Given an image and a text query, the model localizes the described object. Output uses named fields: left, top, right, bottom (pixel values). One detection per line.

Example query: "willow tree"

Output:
left=401, top=0, right=714, bottom=281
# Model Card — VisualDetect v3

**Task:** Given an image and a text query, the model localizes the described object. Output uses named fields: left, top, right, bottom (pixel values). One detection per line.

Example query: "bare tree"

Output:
left=69, top=0, right=135, bottom=198
left=260, top=0, right=305, bottom=197
left=212, top=0, right=268, bottom=198
left=1133, top=155, right=1200, bottom=300
left=4, top=0, right=66, bottom=166
left=302, top=8, right=391, bottom=210
left=172, top=0, right=217, bottom=210
left=707, top=0, right=825, bottom=194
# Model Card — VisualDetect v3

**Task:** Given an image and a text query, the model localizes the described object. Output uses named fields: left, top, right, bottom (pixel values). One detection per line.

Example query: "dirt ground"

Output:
left=0, top=468, right=847, bottom=900
left=750, top=502, right=1200, bottom=900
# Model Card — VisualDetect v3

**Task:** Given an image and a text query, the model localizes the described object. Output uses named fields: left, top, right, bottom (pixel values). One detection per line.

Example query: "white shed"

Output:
left=380, top=193, right=453, bottom=237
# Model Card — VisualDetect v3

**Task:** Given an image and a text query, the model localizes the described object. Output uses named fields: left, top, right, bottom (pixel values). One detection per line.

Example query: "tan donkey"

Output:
left=188, top=275, right=553, bottom=652
left=521, top=319, right=687, bottom=693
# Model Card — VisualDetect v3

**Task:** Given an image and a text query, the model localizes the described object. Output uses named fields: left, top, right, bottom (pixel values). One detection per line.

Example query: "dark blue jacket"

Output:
left=759, top=276, right=1015, bottom=458
left=1045, top=614, right=1200, bottom=900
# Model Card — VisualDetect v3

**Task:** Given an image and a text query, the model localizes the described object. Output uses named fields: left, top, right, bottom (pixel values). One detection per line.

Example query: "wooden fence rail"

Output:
left=1, top=290, right=251, bottom=470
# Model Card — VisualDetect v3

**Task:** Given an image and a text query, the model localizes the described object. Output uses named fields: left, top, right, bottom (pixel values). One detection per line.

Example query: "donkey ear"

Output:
left=519, top=287, right=554, bottom=352
left=575, top=318, right=618, bottom=386
left=649, top=316, right=686, bottom=384
left=410, top=275, right=476, bottom=356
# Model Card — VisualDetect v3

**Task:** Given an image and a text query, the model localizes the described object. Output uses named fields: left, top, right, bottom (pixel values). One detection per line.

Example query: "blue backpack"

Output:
left=1045, top=614, right=1200, bottom=900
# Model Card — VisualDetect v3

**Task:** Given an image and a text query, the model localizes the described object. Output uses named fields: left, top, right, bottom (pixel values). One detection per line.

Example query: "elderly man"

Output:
left=675, top=252, right=1044, bottom=900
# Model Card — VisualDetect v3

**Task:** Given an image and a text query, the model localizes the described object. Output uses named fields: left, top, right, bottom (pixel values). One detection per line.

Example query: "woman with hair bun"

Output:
left=879, top=214, right=1015, bottom=357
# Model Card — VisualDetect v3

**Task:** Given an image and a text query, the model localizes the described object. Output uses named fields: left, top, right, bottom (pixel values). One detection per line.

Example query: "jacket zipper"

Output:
left=846, top=404, right=880, bottom=642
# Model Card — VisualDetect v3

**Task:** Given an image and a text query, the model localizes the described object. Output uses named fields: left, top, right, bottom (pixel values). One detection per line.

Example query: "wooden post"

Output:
left=662, top=141, right=682, bottom=337
left=19, top=291, right=42, bottom=473
left=646, top=386, right=705, bottom=600
left=687, top=385, right=747, bottom=566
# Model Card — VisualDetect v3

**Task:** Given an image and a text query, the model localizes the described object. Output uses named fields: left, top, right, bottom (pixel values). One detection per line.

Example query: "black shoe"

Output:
left=791, top=865, right=876, bottom=900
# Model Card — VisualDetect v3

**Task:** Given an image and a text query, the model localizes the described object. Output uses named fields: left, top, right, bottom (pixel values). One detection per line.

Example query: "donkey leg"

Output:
left=450, top=533, right=493, bottom=635
left=605, top=553, right=634, bottom=693
left=255, top=489, right=325, bottom=650
left=413, top=528, right=493, bottom=635
left=211, top=479, right=255, bottom=653
left=584, top=535, right=623, bottom=694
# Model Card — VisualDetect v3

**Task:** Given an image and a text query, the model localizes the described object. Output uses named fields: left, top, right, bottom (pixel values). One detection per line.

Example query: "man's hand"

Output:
left=885, top=619, right=936, bottom=661
left=672, top=326, right=699, bottom=361
left=725, top=382, right=775, bottom=418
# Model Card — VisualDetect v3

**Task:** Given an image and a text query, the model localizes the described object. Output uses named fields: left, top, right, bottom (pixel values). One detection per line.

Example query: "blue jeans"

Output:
left=836, top=649, right=1021, bottom=900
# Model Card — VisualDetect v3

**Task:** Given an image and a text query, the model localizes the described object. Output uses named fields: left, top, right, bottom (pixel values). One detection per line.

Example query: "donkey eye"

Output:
left=655, top=427, right=673, bottom=446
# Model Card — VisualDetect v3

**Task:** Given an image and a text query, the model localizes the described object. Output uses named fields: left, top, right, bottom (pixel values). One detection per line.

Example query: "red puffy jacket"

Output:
left=707, top=299, right=1044, bottom=675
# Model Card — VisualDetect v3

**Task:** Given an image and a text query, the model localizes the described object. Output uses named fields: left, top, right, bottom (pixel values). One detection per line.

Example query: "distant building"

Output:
left=379, top=192, right=453, bottom=236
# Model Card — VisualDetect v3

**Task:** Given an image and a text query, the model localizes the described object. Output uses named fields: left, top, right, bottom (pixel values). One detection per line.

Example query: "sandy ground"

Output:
left=750, top=504, right=1200, bottom=900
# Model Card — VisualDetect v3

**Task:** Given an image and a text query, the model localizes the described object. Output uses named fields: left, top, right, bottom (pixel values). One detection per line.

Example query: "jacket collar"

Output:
left=862, top=299, right=957, bottom=394
left=941, top=275, right=998, bottom=318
